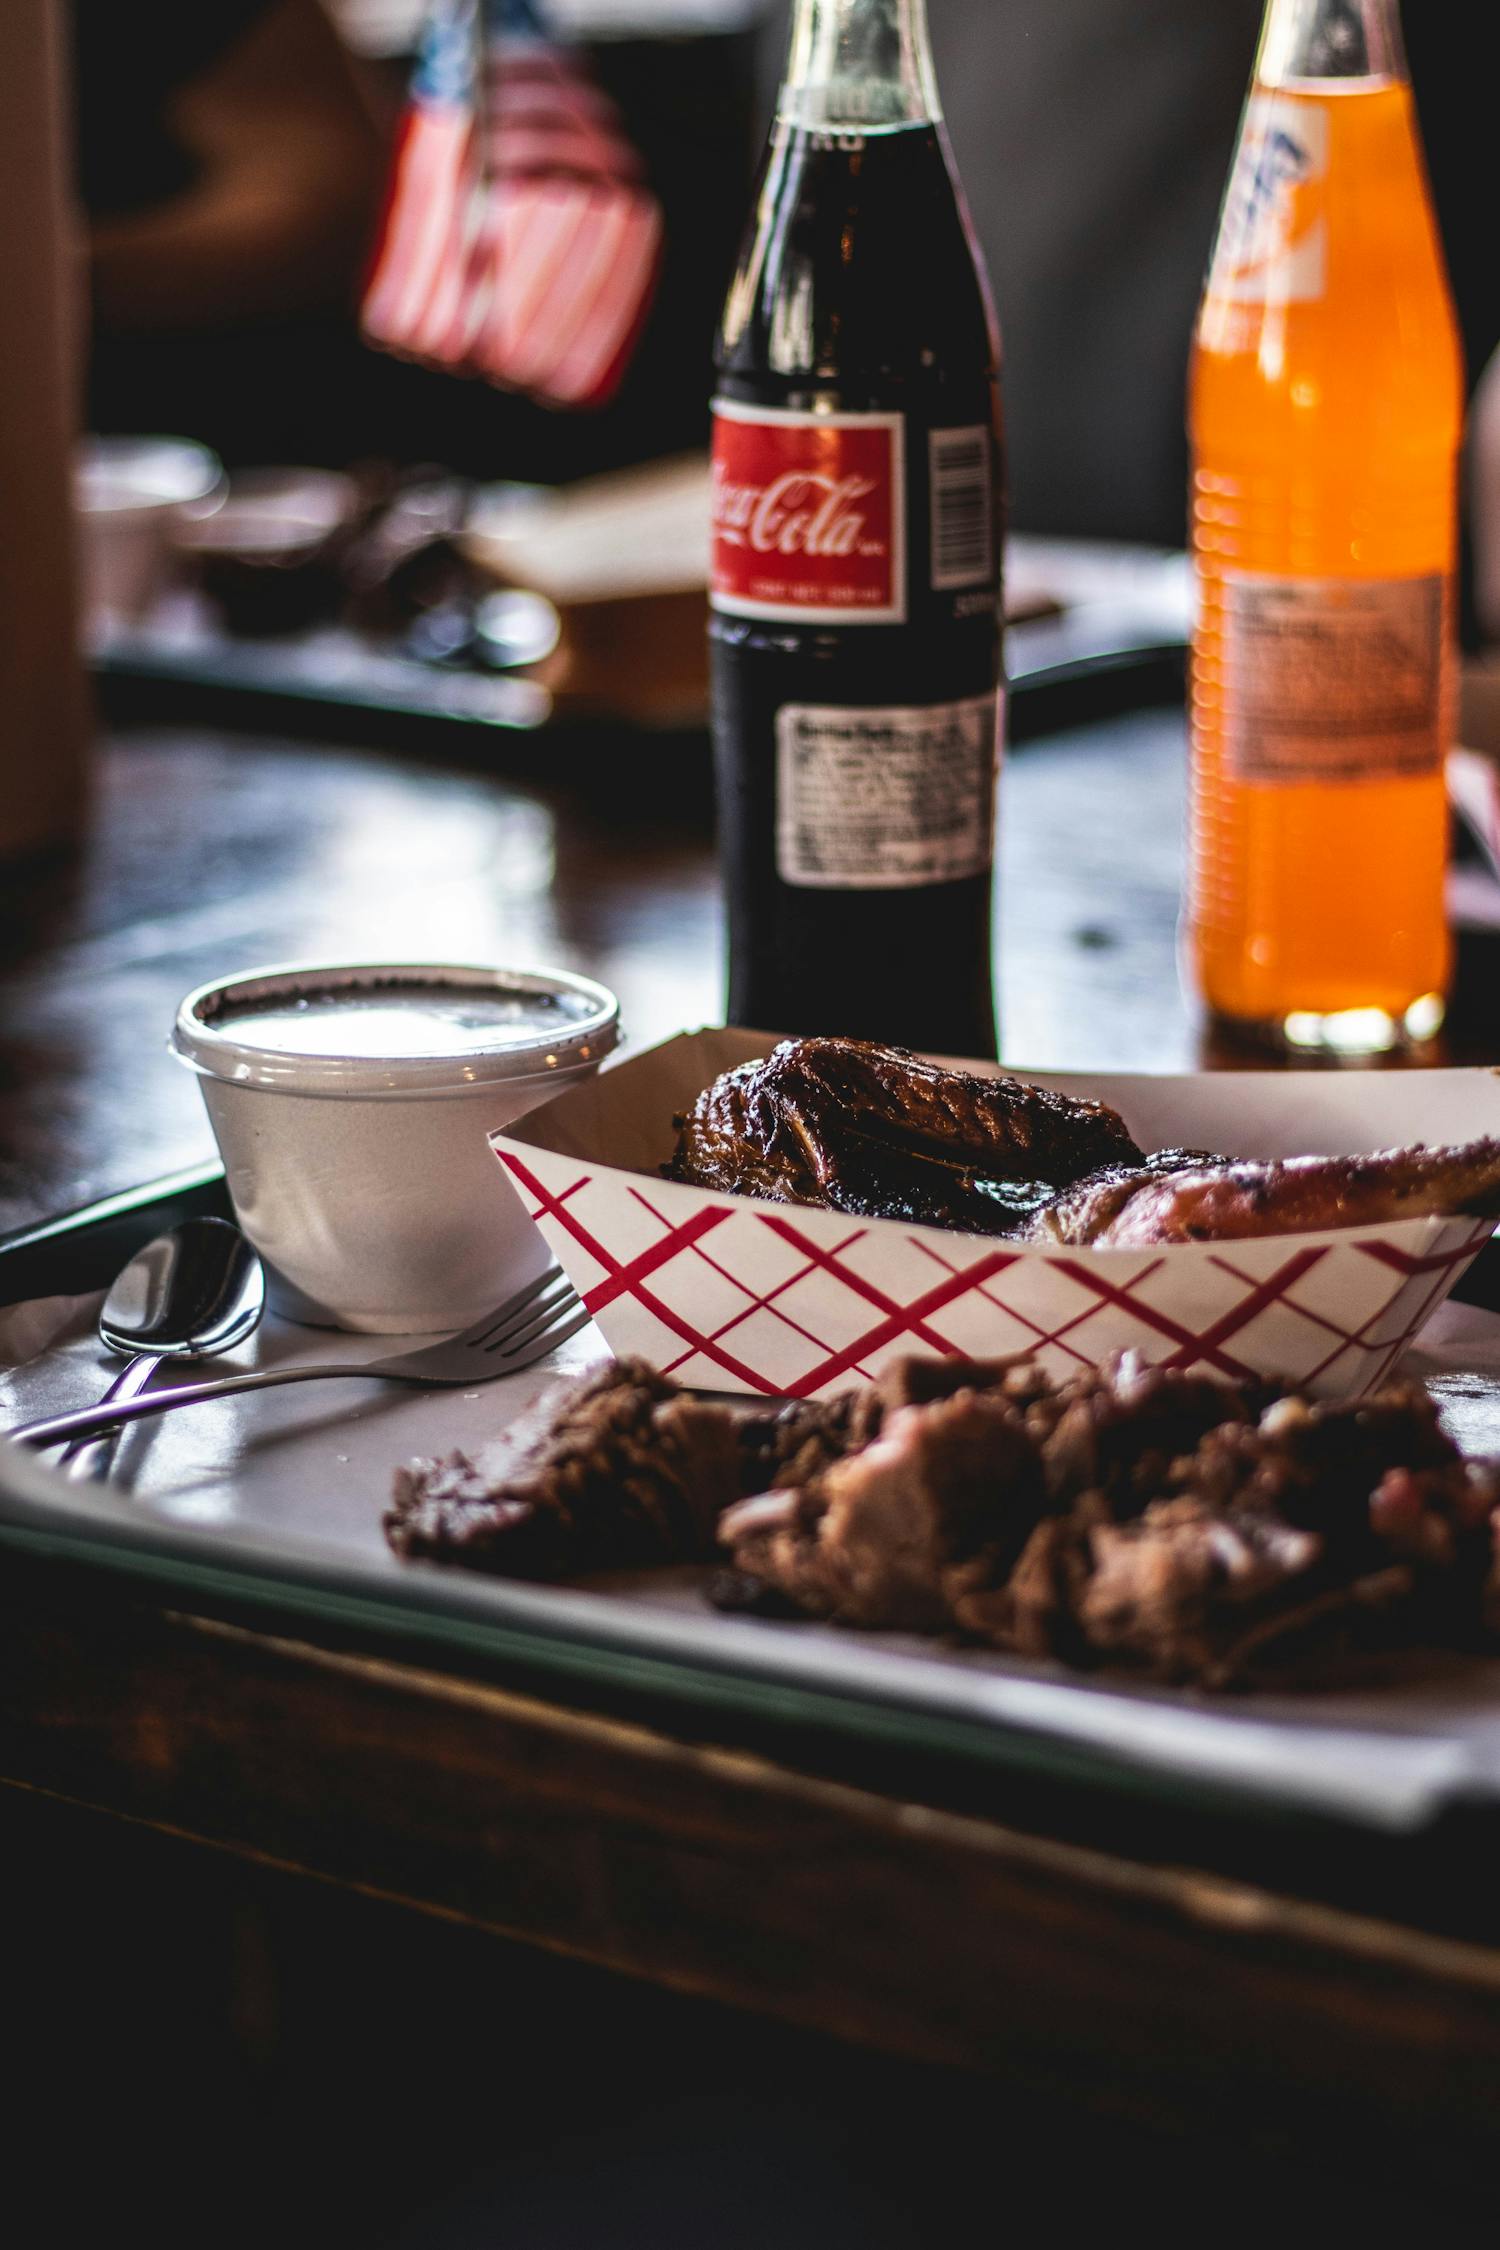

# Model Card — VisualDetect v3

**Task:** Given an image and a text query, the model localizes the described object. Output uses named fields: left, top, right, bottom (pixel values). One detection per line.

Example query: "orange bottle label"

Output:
left=1221, top=571, right=1445, bottom=783
left=1209, top=92, right=1329, bottom=305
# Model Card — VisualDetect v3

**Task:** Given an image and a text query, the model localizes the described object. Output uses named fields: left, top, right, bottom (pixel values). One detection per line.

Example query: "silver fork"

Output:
left=11, top=1266, right=590, bottom=1451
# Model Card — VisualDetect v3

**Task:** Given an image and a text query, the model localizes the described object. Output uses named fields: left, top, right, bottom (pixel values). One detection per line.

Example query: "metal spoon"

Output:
left=61, top=1217, right=266, bottom=1480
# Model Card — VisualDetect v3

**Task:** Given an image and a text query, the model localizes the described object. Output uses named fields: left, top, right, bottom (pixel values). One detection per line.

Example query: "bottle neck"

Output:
left=1257, top=0, right=1407, bottom=86
left=778, top=0, right=942, bottom=131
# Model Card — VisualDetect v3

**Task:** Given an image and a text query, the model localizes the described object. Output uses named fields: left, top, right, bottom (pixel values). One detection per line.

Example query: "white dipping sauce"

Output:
left=212, top=983, right=597, bottom=1060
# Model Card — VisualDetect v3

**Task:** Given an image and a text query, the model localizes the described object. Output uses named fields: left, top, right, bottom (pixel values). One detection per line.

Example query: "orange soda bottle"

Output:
left=1188, top=0, right=1463, bottom=1053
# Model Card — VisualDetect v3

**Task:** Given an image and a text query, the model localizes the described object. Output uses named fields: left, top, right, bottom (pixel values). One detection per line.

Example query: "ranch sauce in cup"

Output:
left=173, top=962, right=618, bottom=1332
left=210, top=985, right=592, bottom=1061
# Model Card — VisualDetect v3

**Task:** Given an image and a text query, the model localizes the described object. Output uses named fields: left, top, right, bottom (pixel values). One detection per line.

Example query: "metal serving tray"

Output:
left=7, top=1165, right=1500, bottom=1910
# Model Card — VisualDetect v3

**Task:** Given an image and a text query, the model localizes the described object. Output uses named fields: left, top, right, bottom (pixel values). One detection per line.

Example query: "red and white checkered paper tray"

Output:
left=491, top=1028, right=1500, bottom=1401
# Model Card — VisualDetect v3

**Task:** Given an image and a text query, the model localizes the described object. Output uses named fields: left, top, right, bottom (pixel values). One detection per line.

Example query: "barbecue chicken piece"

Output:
left=1026, top=1140, right=1500, bottom=1247
left=1027, top=1147, right=1224, bottom=1246
left=668, top=1037, right=1144, bottom=1233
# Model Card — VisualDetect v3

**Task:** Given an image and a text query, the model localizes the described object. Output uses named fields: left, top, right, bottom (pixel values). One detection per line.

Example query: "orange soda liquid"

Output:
left=1188, top=77, right=1463, bottom=1048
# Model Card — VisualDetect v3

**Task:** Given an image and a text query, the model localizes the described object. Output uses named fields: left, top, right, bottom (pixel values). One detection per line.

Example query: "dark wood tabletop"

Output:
left=1, top=705, right=1205, bottom=1232
left=6, top=700, right=1500, bottom=2241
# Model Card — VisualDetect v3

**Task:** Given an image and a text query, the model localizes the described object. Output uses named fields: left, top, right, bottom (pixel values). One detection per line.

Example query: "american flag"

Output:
left=362, top=0, right=663, bottom=409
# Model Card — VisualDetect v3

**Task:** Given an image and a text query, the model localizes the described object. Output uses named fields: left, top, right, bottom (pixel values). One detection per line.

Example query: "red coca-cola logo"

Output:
left=710, top=404, right=905, bottom=623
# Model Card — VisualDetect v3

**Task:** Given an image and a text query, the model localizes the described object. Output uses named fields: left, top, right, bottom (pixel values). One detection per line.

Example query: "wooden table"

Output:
left=0, top=705, right=1205, bottom=1232
left=5, top=705, right=1500, bottom=2240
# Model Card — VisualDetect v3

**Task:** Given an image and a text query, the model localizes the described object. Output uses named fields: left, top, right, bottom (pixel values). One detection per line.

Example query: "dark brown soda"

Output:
left=711, top=118, right=1004, bottom=1057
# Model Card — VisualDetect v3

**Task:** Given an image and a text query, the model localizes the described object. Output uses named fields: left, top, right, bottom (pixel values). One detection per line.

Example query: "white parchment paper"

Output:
left=7, top=1288, right=1500, bottom=1830
left=0, top=1291, right=610, bottom=1561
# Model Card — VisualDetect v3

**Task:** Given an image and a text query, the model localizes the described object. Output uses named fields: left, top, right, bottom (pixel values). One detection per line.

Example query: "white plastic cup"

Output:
left=172, top=960, right=619, bottom=1333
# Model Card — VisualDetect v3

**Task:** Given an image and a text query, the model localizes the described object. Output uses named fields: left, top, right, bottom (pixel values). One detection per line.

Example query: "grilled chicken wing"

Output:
left=667, top=1036, right=1143, bottom=1233
left=1027, top=1148, right=1222, bottom=1244
left=1029, top=1140, right=1500, bottom=1248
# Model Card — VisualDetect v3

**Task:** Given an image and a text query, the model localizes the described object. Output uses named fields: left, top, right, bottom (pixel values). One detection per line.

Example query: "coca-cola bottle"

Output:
left=710, top=0, right=1004, bottom=1056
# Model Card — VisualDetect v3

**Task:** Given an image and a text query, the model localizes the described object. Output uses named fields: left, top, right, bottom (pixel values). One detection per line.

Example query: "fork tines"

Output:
left=470, top=1265, right=589, bottom=1362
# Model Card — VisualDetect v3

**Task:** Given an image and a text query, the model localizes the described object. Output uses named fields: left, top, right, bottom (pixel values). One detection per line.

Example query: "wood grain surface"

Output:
left=4, top=1566, right=1500, bottom=2179
left=0, top=708, right=1234, bottom=1232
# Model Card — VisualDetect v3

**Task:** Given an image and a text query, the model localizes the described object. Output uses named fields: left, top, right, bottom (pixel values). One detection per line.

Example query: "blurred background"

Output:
left=44, top=0, right=1496, bottom=762
left=80, top=0, right=765, bottom=487
left=72, top=1, right=1497, bottom=534
left=5, top=0, right=1476, bottom=782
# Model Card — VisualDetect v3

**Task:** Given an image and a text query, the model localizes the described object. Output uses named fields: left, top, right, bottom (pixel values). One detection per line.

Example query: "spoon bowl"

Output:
left=100, top=1215, right=265, bottom=1361
left=60, top=1217, right=265, bottom=1478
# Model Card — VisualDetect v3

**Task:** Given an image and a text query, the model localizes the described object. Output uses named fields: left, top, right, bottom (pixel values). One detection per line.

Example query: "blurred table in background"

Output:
left=10, top=697, right=1500, bottom=1232
left=86, top=499, right=1193, bottom=743
left=6, top=702, right=1188, bottom=1232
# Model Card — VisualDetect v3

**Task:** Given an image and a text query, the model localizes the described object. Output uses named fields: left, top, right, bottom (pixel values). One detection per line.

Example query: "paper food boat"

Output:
left=492, top=1029, right=1500, bottom=1400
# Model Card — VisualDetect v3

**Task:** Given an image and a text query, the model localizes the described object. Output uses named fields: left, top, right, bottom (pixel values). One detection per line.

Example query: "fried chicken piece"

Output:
left=668, top=1036, right=1143, bottom=1234
left=1030, top=1140, right=1500, bottom=1247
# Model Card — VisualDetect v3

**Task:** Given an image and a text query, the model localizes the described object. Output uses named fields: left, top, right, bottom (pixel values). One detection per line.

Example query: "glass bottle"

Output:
left=1188, top=0, right=1462, bottom=1052
left=710, top=0, right=1005, bottom=1056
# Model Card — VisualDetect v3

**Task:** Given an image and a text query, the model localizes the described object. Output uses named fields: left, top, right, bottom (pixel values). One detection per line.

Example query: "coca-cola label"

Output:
left=710, top=401, right=906, bottom=624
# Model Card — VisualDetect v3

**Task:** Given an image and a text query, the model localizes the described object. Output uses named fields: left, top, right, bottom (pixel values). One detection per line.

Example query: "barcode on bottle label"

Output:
left=776, top=693, right=999, bottom=889
left=1220, top=570, right=1446, bottom=782
left=928, top=426, right=994, bottom=590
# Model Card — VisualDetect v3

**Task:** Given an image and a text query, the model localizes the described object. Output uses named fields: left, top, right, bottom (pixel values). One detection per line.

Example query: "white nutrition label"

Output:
left=775, top=693, right=999, bottom=889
